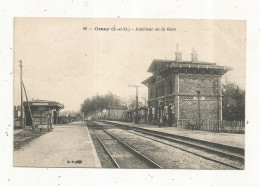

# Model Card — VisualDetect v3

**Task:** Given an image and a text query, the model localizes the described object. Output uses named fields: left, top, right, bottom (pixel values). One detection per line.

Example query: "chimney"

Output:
left=175, top=44, right=182, bottom=62
left=191, top=48, right=198, bottom=62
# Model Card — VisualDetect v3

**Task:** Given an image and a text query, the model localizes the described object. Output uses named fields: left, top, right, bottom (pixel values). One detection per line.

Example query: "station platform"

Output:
left=105, top=120, right=245, bottom=149
left=14, top=122, right=101, bottom=168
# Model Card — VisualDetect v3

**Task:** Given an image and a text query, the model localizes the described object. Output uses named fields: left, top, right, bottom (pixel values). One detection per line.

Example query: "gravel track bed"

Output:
left=128, top=130, right=244, bottom=169
left=107, top=129, right=235, bottom=169
left=134, top=129, right=244, bottom=158
left=88, top=129, right=116, bottom=168
left=87, top=123, right=121, bottom=131
left=95, top=130, right=152, bottom=168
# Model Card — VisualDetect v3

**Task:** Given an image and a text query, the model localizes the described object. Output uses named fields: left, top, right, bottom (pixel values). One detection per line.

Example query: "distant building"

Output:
left=127, top=106, right=148, bottom=123
left=142, top=48, right=232, bottom=127
left=100, top=105, right=127, bottom=120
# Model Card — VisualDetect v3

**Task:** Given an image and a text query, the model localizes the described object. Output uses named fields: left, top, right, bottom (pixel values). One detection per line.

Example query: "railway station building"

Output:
left=23, top=100, right=64, bottom=130
left=142, top=48, right=232, bottom=127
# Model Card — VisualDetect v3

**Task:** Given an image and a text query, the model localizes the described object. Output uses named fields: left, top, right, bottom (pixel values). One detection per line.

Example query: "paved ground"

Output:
left=13, top=121, right=101, bottom=168
left=106, top=121, right=245, bottom=148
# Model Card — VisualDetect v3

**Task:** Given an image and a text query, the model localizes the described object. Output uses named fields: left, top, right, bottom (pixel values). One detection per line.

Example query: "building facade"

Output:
left=142, top=49, right=232, bottom=127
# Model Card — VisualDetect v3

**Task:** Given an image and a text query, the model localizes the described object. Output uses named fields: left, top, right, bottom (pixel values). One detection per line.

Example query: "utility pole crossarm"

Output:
left=128, top=84, right=140, bottom=87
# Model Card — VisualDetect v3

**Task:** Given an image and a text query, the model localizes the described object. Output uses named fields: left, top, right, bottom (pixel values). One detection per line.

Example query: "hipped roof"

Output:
left=147, top=59, right=231, bottom=73
left=142, top=59, right=232, bottom=85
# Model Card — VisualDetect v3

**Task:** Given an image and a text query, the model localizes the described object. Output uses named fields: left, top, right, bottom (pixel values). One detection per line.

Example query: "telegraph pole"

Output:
left=22, top=82, right=35, bottom=131
left=141, top=96, right=147, bottom=123
left=19, top=60, right=24, bottom=128
left=129, top=84, right=140, bottom=124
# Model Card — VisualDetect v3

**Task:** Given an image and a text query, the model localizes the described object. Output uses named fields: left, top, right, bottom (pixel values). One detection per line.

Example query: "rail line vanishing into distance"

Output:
left=92, top=122, right=161, bottom=168
left=87, top=121, right=244, bottom=169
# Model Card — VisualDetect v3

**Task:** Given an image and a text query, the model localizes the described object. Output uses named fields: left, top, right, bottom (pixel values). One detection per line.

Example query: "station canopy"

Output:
left=23, top=100, right=64, bottom=111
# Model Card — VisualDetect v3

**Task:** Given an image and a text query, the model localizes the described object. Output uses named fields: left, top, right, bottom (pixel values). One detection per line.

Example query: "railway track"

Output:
left=92, top=126, right=161, bottom=169
left=93, top=120, right=244, bottom=169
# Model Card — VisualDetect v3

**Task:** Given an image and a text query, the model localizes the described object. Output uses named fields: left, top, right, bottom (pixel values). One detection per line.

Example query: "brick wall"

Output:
left=179, top=74, right=219, bottom=95
left=178, top=74, right=220, bottom=121
left=179, top=99, right=219, bottom=120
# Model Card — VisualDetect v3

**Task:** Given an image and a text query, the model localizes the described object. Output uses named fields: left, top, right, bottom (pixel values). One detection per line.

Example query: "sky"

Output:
left=14, top=18, right=246, bottom=111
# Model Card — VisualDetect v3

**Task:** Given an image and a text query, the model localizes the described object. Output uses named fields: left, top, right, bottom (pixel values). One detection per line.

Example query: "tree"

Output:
left=80, top=92, right=123, bottom=117
left=222, top=82, right=245, bottom=121
left=126, top=96, right=144, bottom=110
left=59, top=110, right=82, bottom=122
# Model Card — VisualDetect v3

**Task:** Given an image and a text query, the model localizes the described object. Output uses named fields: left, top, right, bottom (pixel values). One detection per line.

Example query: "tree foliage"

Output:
left=126, top=96, right=144, bottom=110
left=80, top=92, right=123, bottom=116
left=59, top=110, right=81, bottom=118
left=222, top=82, right=245, bottom=121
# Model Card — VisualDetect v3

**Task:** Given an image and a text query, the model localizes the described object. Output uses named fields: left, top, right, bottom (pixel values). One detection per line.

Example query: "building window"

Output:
left=156, top=85, right=159, bottom=98
left=162, top=83, right=165, bottom=96
left=156, top=76, right=162, bottom=83
left=167, top=79, right=172, bottom=94
left=149, top=87, right=153, bottom=99
left=156, top=83, right=165, bottom=97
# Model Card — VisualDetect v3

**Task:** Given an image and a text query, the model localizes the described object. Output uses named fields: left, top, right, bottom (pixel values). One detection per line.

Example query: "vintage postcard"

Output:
left=13, top=18, right=245, bottom=169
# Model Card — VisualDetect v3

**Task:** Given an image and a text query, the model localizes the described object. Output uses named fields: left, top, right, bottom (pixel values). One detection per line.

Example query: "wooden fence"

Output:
left=177, top=119, right=245, bottom=134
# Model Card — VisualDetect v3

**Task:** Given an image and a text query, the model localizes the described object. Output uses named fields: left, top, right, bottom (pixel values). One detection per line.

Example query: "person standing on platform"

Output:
left=163, top=114, right=167, bottom=127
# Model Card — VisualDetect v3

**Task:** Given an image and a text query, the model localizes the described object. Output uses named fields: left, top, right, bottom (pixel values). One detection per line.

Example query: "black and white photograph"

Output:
left=13, top=18, right=246, bottom=169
